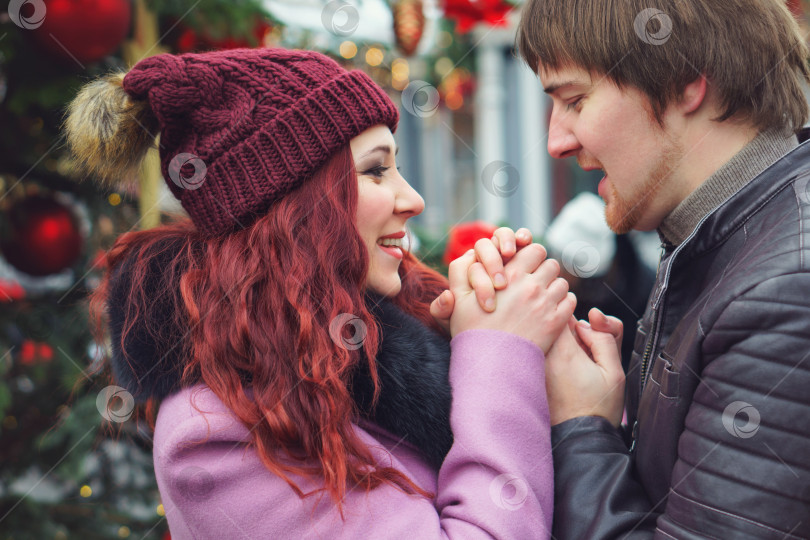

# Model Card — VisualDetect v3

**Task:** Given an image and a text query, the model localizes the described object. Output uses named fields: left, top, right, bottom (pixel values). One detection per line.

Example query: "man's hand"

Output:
left=431, top=227, right=534, bottom=332
left=545, top=314, right=625, bottom=427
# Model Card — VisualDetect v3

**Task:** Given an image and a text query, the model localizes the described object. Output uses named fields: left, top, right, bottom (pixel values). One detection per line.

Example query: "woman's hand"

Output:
left=431, top=227, right=534, bottom=332
left=447, top=243, right=576, bottom=354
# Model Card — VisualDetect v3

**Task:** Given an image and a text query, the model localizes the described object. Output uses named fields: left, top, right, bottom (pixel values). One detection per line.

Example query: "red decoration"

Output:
left=0, top=194, right=83, bottom=277
left=173, top=19, right=273, bottom=53
left=31, top=0, right=131, bottom=64
left=443, top=221, right=498, bottom=265
left=0, top=279, right=25, bottom=302
left=18, top=340, right=53, bottom=365
left=393, top=0, right=425, bottom=56
left=443, top=0, right=514, bottom=33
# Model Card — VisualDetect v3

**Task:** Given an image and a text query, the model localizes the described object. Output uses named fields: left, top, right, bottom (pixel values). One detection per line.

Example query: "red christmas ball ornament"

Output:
left=443, top=221, right=498, bottom=265
left=393, top=0, right=425, bottom=56
left=32, top=0, right=131, bottom=64
left=0, top=194, right=84, bottom=277
left=0, top=278, right=25, bottom=302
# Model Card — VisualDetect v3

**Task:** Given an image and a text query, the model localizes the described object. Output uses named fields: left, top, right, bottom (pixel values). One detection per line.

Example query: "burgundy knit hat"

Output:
left=122, top=48, right=399, bottom=235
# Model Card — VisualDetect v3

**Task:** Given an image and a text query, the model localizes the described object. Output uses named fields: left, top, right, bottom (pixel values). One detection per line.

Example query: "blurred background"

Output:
left=0, top=0, right=806, bottom=538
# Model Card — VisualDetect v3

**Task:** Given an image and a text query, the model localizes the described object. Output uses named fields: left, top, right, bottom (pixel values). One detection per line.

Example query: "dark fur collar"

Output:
left=107, top=254, right=453, bottom=467
left=355, top=294, right=453, bottom=467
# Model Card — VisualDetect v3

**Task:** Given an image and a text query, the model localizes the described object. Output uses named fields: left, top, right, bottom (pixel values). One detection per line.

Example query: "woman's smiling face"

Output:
left=351, top=125, right=425, bottom=297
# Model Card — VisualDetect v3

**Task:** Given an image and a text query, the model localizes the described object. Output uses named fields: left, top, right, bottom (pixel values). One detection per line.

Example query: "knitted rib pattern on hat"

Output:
left=122, top=48, right=399, bottom=236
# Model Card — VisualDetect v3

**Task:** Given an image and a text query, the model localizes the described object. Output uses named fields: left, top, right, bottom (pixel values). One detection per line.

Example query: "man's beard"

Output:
left=604, top=141, right=682, bottom=234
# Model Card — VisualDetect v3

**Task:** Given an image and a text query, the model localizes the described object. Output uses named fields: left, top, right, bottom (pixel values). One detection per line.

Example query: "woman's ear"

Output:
left=679, top=74, right=708, bottom=114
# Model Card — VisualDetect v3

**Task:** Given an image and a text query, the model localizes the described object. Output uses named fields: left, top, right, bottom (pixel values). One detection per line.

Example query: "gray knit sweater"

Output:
left=659, top=129, right=799, bottom=245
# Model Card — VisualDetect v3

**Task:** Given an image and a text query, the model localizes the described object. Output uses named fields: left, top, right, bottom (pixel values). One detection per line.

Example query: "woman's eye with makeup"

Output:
left=364, top=165, right=390, bottom=178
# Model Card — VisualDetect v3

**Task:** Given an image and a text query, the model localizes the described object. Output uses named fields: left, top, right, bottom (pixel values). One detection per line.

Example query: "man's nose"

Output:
left=547, top=114, right=580, bottom=160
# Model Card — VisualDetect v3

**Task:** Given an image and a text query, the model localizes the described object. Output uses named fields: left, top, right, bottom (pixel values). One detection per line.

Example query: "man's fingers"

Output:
left=474, top=238, right=507, bottom=290
left=568, top=315, right=587, bottom=351
left=588, top=307, right=623, bottom=345
left=548, top=322, right=580, bottom=360
left=588, top=308, right=622, bottom=334
left=468, top=262, right=496, bottom=312
left=575, top=323, right=624, bottom=372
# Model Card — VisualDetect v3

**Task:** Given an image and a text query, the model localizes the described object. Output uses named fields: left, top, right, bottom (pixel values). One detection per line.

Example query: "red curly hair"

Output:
left=89, top=145, right=449, bottom=505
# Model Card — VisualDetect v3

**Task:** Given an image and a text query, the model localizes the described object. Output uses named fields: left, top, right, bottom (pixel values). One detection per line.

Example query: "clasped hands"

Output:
left=430, top=228, right=626, bottom=427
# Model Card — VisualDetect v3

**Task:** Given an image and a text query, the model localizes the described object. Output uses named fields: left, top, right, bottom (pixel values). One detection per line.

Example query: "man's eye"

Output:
left=566, top=97, right=583, bottom=111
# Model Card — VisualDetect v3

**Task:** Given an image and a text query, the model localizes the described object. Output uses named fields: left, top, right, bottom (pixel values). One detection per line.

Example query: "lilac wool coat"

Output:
left=152, top=330, right=554, bottom=539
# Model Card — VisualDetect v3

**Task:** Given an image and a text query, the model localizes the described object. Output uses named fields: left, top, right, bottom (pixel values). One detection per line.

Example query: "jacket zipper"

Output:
left=631, top=244, right=667, bottom=453
left=639, top=308, right=659, bottom=394
left=639, top=243, right=670, bottom=394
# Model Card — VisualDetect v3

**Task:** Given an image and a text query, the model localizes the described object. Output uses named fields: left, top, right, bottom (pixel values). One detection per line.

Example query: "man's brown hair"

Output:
left=517, top=0, right=810, bottom=131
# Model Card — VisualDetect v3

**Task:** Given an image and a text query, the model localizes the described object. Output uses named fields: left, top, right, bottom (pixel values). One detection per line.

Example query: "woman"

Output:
left=65, top=48, right=574, bottom=538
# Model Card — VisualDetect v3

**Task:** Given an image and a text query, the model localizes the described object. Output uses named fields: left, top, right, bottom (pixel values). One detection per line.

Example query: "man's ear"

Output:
left=679, top=75, right=708, bottom=114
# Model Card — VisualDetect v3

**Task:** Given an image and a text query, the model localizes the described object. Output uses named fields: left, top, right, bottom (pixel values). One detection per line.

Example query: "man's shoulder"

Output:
left=736, top=152, right=810, bottom=269
left=712, top=142, right=810, bottom=270
left=683, top=154, right=810, bottom=329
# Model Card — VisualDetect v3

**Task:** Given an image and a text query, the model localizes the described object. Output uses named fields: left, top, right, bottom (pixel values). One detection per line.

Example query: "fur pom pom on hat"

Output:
left=66, top=48, right=399, bottom=236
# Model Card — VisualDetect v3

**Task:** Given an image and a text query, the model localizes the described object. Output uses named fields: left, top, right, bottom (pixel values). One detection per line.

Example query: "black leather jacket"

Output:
left=551, top=136, right=810, bottom=539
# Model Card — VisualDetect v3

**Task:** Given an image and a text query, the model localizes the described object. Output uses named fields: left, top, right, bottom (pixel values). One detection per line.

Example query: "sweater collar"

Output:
left=658, top=128, right=798, bottom=246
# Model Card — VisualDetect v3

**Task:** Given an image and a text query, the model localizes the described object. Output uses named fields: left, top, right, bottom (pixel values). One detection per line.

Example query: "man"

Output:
left=511, top=0, right=810, bottom=537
